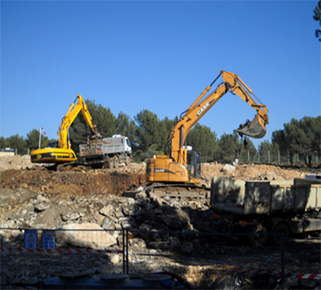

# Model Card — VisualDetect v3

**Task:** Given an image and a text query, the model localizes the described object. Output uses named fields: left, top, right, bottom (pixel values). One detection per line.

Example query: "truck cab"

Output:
left=102, top=135, right=132, bottom=155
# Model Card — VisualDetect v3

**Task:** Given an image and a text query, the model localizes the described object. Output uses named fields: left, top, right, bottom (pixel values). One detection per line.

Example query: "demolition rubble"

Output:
left=0, top=156, right=320, bottom=289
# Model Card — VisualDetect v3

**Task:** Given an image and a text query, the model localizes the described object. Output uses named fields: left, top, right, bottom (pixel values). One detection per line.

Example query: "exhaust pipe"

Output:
left=237, top=114, right=267, bottom=139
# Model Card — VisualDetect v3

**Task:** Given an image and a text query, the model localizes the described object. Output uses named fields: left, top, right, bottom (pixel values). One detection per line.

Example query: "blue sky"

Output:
left=1, top=1, right=320, bottom=149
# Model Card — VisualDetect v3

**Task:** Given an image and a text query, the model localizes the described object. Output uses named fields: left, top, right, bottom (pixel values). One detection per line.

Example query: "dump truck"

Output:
left=210, top=176, right=321, bottom=246
left=31, top=95, right=132, bottom=171
left=79, top=134, right=132, bottom=169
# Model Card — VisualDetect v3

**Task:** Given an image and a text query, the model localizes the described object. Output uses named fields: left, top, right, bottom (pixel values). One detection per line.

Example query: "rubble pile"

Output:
left=0, top=156, right=319, bottom=289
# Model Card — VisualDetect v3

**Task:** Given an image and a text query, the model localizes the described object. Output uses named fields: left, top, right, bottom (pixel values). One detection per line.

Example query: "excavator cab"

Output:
left=237, top=113, right=267, bottom=139
left=186, top=150, right=201, bottom=179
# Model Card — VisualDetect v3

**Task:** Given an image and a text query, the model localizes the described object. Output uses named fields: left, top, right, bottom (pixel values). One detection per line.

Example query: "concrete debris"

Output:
left=0, top=156, right=319, bottom=288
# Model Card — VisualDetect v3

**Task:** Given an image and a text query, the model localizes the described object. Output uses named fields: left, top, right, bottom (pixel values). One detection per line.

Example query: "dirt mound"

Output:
left=0, top=167, right=146, bottom=200
left=202, top=162, right=306, bottom=183
left=0, top=155, right=37, bottom=171
left=0, top=156, right=310, bottom=198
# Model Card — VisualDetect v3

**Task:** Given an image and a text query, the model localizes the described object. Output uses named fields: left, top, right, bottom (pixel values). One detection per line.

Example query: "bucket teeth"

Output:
left=237, top=114, right=267, bottom=139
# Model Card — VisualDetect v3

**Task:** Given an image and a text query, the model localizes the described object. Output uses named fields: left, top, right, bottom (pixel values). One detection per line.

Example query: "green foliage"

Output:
left=26, top=129, right=48, bottom=151
left=135, top=144, right=163, bottom=162
left=160, top=116, right=179, bottom=152
left=116, top=111, right=138, bottom=151
left=186, top=124, right=218, bottom=162
left=0, top=136, right=10, bottom=149
left=272, top=116, right=320, bottom=167
left=258, top=140, right=271, bottom=155
left=258, top=140, right=279, bottom=163
left=215, top=132, right=241, bottom=163
left=134, top=110, right=166, bottom=152
left=6, top=134, right=27, bottom=154
left=313, top=1, right=321, bottom=41
left=272, top=130, right=286, bottom=153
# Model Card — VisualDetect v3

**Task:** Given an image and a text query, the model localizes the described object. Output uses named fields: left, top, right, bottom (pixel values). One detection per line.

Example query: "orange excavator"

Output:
left=146, top=70, right=269, bottom=187
left=31, top=95, right=101, bottom=166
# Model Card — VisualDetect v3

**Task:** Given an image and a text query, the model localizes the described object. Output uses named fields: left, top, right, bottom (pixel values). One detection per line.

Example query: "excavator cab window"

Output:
left=187, top=150, right=201, bottom=179
left=48, top=141, right=58, bottom=148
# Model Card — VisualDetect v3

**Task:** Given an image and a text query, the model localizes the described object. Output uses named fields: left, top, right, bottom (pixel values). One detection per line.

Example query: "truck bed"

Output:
left=210, top=177, right=321, bottom=215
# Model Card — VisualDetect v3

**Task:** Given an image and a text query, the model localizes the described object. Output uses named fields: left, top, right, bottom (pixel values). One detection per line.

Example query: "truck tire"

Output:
left=113, top=156, right=119, bottom=168
left=272, top=223, right=290, bottom=246
left=246, top=224, right=268, bottom=247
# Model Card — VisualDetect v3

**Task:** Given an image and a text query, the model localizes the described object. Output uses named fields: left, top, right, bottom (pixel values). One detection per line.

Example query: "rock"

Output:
left=36, top=194, right=50, bottom=203
left=135, top=190, right=147, bottom=200
left=150, top=195, right=162, bottom=208
left=34, top=203, right=50, bottom=212
left=221, top=164, right=236, bottom=173
left=169, top=236, right=180, bottom=249
left=61, top=212, right=80, bottom=222
left=153, top=209, right=163, bottom=215
left=181, top=242, right=193, bottom=253
left=0, top=274, right=8, bottom=285
left=148, top=241, right=169, bottom=250
left=161, top=208, right=190, bottom=229
left=135, top=198, right=149, bottom=207
left=109, top=254, right=120, bottom=265
left=102, top=217, right=114, bottom=230
left=122, top=203, right=141, bottom=217
left=93, top=211, right=105, bottom=226
left=126, top=197, right=135, bottom=205
left=129, top=238, right=146, bottom=248
left=30, top=207, right=62, bottom=228
left=56, top=223, right=117, bottom=249
left=99, top=204, right=114, bottom=217
left=138, top=223, right=152, bottom=231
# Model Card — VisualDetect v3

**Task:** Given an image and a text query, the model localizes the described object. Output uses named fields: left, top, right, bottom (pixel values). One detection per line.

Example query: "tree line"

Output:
left=1, top=99, right=320, bottom=167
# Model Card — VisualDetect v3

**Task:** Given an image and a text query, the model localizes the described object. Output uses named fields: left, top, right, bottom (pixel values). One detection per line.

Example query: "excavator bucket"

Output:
left=237, top=114, right=267, bottom=139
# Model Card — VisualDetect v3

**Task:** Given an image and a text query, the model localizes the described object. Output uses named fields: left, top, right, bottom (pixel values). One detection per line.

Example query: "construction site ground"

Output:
left=0, top=155, right=320, bottom=289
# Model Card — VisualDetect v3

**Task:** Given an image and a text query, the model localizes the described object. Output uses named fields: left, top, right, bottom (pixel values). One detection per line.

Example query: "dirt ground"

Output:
left=0, top=155, right=311, bottom=193
left=0, top=156, right=320, bottom=289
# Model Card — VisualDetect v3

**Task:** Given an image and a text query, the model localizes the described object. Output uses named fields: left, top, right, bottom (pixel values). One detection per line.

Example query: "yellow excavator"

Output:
left=146, top=70, right=269, bottom=187
left=31, top=95, right=101, bottom=166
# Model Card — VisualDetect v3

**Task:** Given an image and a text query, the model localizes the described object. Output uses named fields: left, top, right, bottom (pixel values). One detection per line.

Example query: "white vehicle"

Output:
left=79, top=135, right=132, bottom=168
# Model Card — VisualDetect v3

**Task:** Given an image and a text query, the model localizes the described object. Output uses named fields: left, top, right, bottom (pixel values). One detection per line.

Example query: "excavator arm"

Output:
left=168, top=70, right=269, bottom=166
left=58, top=95, right=101, bottom=149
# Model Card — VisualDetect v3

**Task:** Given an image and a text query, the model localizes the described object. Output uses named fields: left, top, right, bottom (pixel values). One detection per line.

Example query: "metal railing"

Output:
left=1, top=227, right=320, bottom=289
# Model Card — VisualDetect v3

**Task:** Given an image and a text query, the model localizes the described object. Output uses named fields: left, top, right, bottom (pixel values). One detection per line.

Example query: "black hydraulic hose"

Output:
left=210, top=72, right=221, bottom=87
left=180, top=109, right=187, bottom=119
